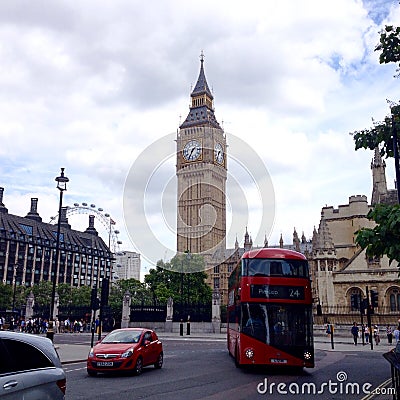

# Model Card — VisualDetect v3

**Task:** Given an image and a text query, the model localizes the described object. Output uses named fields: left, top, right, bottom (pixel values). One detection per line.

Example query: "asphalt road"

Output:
left=61, top=337, right=394, bottom=400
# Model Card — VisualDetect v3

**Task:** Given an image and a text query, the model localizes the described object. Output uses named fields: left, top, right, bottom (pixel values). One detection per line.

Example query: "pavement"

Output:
left=55, top=331, right=395, bottom=364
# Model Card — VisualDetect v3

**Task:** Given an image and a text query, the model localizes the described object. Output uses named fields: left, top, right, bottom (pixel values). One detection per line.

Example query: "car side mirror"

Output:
left=144, top=340, right=151, bottom=346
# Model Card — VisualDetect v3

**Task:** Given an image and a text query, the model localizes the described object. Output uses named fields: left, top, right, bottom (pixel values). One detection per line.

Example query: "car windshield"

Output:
left=102, top=330, right=142, bottom=344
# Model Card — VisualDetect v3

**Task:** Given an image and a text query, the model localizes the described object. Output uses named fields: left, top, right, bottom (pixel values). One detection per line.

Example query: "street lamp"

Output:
left=11, top=264, right=20, bottom=329
left=49, top=168, right=69, bottom=340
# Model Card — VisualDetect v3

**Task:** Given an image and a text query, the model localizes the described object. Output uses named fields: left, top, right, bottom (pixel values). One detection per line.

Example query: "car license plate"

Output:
left=97, top=361, right=113, bottom=367
left=270, top=358, right=287, bottom=364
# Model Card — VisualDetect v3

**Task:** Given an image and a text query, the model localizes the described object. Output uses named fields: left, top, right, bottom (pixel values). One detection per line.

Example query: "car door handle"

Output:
left=3, top=380, right=19, bottom=389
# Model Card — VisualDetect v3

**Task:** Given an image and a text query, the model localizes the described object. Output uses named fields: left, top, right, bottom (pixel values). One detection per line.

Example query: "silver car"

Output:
left=0, top=331, right=66, bottom=399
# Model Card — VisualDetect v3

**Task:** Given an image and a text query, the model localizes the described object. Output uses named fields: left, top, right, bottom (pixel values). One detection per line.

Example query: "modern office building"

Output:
left=114, top=250, right=140, bottom=282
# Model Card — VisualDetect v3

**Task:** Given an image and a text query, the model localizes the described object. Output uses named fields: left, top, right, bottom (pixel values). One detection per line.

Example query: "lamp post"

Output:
left=11, top=264, right=20, bottom=330
left=49, top=168, right=69, bottom=341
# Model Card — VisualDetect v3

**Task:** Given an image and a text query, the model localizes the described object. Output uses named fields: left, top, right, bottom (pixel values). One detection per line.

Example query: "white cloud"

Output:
left=0, top=0, right=399, bottom=273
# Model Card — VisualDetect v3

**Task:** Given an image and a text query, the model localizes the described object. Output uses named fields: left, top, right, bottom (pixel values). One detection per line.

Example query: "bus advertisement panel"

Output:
left=227, top=248, right=314, bottom=368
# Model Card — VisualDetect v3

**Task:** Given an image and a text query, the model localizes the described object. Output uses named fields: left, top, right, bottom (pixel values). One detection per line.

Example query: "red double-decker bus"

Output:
left=227, top=248, right=314, bottom=368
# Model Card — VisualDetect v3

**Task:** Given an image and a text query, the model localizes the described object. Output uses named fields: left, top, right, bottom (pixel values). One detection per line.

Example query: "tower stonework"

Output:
left=176, top=54, right=227, bottom=266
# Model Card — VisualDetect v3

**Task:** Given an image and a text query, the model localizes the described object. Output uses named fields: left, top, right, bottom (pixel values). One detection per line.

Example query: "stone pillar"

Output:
left=165, top=296, right=173, bottom=332
left=25, top=291, right=35, bottom=320
left=121, top=291, right=131, bottom=328
left=212, top=290, right=221, bottom=333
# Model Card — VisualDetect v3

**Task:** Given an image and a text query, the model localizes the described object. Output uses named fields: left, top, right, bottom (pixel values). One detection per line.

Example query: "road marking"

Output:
left=360, top=378, right=393, bottom=400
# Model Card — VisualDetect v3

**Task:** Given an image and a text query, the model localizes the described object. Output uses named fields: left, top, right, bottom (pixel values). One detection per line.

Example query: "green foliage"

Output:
left=110, top=278, right=150, bottom=306
left=71, top=285, right=91, bottom=306
left=0, top=284, right=12, bottom=309
left=376, top=25, right=400, bottom=75
left=355, top=204, right=400, bottom=269
left=31, top=281, right=53, bottom=307
left=145, top=255, right=212, bottom=304
left=352, top=105, right=400, bottom=159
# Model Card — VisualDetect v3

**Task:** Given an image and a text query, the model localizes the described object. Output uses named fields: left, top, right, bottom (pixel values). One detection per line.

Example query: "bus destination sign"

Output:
left=250, top=284, right=305, bottom=300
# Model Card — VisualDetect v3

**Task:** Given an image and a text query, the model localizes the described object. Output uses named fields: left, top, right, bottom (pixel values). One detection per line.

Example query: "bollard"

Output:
left=187, top=321, right=190, bottom=335
left=180, top=320, right=183, bottom=336
left=46, top=320, right=55, bottom=342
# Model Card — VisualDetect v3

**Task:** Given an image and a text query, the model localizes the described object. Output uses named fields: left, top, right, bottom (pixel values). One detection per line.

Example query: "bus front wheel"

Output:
left=234, top=347, right=241, bottom=368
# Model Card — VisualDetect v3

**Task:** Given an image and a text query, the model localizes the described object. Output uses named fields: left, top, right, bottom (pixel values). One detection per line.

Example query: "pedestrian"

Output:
left=374, top=325, right=380, bottom=345
left=326, top=322, right=331, bottom=336
left=351, top=322, right=359, bottom=346
left=365, top=326, right=370, bottom=343
left=386, top=325, right=393, bottom=344
left=394, top=326, right=400, bottom=343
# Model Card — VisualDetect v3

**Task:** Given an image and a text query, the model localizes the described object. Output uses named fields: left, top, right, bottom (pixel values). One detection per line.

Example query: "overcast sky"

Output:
left=1, top=0, right=399, bottom=276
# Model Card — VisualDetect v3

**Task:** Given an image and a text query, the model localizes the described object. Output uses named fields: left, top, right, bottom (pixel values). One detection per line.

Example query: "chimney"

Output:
left=85, top=215, right=98, bottom=236
left=0, top=187, right=8, bottom=213
left=59, top=206, right=71, bottom=229
left=25, top=198, right=42, bottom=222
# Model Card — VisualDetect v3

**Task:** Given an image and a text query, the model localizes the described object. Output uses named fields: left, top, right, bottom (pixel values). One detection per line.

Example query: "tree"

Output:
left=351, top=6, right=400, bottom=271
left=145, top=255, right=212, bottom=305
left=355, top=204, right=400, bottom=269
left=31, top=281, right=53, bottom=307
left=376, top=25, right=400, bottom=76
left=0, top=283, right=12, bottom=309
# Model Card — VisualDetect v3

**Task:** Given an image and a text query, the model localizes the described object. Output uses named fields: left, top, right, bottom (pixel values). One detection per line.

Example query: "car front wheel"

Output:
left=134, top=357, right=143, bottom=375
left=154, top=352, right=163, bottom=369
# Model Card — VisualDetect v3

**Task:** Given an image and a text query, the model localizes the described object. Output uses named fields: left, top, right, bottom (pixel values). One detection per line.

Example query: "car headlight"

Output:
left=245, top=348, right=254, bottom=359
left=304, top=351, right=312, bottom=360
left=121, top=348, right=134, bottom=358
left=88, top=348, right=94, bottom=358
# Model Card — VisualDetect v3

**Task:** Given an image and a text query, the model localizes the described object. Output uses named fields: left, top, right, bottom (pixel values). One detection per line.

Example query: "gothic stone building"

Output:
left=311, top=148, right=400, bottom=322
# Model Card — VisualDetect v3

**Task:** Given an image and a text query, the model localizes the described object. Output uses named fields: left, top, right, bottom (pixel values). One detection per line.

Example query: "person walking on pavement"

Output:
left=374, top=325, right=380, bottom=345
left=394, top=326, right=400, bottom=343
left=365, top=325, right=370, bottom=343
left=386, top=325, right=393, bottom=344
left=351, top=322, right=359, bottom=346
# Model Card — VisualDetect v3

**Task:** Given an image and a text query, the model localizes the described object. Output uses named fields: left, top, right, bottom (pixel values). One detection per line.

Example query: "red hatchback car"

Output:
left=87, top=328, right=163, bottom=376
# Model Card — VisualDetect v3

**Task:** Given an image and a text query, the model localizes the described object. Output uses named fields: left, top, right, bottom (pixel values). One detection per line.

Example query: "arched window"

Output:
left=349, top=288, right=362, bottom=311
left=389, top=288, right=400, bottom=312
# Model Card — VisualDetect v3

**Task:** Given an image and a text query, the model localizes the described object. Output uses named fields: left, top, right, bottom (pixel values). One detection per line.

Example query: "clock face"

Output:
left=183, top=140, right=202, bottom=161
left=214, top=142, right=224, bottom=164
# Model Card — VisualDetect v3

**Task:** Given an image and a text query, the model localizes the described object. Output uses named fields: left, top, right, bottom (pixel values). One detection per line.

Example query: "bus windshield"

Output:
left=242, top=258, right=309, bottom=278
left=241, top=302, right=313, bottom=349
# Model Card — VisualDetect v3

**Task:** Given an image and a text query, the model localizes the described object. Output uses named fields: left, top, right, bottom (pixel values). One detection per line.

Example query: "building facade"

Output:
left=176, top=54, right=227, bottom=274
left=114, top=250, right=141, bottom=281
left=0, top=188, right=113, bottom=290
left=311, top=148, right=400, bottom=322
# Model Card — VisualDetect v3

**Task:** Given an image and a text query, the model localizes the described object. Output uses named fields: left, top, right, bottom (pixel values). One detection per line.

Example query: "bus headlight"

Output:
left=245, top=348, right=254, bottom=359
left=304, top=351, right=312, bottom=360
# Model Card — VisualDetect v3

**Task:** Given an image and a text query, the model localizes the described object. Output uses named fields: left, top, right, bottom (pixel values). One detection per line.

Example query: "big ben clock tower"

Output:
left=176, top=53, right=227, bottom=265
